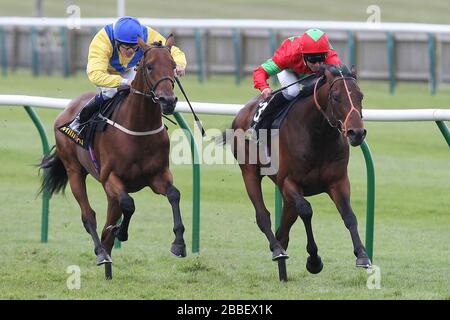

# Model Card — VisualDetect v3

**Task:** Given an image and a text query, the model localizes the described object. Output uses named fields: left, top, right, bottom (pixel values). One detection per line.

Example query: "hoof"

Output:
left=109, top=225, right=128, bottom=242
left=104, top=263, right=112, bottom=280
left=272, top=247, right=289, bottom=261
left=306, top=255, right=323, bottom=274
left=96, top=250, right=112, bottom=266
left=356, top=257, right=372, bottom=268
left=170, top=243, right=186, bottom=258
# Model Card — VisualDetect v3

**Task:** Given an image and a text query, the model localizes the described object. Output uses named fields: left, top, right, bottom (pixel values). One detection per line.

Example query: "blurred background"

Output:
left=1, top=0, right=450, bottom=93
left=1, top=1, right=449, bottom=300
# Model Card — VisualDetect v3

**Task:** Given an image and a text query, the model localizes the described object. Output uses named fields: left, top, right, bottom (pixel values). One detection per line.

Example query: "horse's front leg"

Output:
left=103, top=172, right=135, bottom=242
left=101, top=194, right=122, bottom=255
left=281, top=177, right=323, bottom=274
left=150, top=170, right=186, bottom=257
left=328, top=177, right=372, bottom=268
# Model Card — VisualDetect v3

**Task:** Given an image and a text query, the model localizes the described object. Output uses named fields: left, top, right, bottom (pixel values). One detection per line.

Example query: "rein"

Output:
left=130, top=45, right=175, bottom=103
left=313, top=71, right=360, bottom=135
left=102, top=44, right=174, bottom=136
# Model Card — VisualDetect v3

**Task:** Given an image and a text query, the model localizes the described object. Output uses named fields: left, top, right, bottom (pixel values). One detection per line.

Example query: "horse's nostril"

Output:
left=347, top=128, right=366, bottom=138
left=159, top=95, right=177, bottom=106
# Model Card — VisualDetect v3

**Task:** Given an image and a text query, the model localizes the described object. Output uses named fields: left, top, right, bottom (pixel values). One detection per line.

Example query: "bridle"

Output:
left=130, top=45, right=175, bottom=104
left=98, top=44, right=175, bottom=137
left=313, top=71, right=362, bottom=135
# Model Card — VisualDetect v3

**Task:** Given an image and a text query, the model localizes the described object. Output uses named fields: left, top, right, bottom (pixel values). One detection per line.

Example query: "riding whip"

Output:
left=271, top=74, right=316, bottom=96
left=175, top=77, right=206, bottom=137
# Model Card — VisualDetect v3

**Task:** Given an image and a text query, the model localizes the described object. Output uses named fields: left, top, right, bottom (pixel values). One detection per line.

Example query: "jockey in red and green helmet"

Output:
left=248, top=28, right=341, bottom=137
left=69, top=16, right=187, bottom=134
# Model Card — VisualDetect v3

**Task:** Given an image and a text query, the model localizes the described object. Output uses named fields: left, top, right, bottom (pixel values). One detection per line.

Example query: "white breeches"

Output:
left=276, top=70, right=301, bottom=100
left=97, top=68, right=137, bottom=99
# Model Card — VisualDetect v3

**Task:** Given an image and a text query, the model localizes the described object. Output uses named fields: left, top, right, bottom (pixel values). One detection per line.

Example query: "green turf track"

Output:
left=0, top=71, right=449, bottom=299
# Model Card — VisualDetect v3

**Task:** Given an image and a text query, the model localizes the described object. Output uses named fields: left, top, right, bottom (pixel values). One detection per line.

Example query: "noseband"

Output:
left=130, top=45, right=175, bottom=103
left=313, top=72, right=362, bottom=135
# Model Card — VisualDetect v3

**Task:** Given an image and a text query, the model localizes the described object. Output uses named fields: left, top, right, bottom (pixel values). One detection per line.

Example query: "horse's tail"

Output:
left=38, top=146, right=68, bottom=197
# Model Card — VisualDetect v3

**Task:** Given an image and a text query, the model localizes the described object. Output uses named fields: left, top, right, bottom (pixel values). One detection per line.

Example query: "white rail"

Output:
left=1, top=95, right=450, bottom=121
left=1, top=17, right=450, bottom=34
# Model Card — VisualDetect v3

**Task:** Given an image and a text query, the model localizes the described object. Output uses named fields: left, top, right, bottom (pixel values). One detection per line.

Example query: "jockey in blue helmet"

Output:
left=69, top=16, right=187, bottom=134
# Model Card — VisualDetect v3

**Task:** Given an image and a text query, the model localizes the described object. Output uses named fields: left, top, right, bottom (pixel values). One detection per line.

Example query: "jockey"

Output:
left=70, top=16, right=187, bottom=134
left=249, top=28, right=341, bottom=134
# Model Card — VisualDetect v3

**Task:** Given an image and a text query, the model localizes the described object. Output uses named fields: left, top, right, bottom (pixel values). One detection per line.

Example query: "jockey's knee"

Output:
left=99, top=87, right=117, bottom=100
left=282, top=87, right=300, bottom=100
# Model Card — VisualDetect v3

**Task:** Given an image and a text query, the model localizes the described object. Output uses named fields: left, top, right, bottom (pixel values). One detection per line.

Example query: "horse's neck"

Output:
left=289, top=96, right=340, bottom=142
left=115, top=94, right=162, bottom=132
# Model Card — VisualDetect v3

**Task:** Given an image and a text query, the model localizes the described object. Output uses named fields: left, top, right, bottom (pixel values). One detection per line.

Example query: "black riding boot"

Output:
left=69, top=94, right=102, bottom=134
left=247, top=92, right=290, bottom=139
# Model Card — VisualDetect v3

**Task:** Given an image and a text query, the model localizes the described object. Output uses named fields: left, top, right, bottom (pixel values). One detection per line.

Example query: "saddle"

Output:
left=58, top=87, right=130, bottom=150
left=255, top=75, right=325, bottom=134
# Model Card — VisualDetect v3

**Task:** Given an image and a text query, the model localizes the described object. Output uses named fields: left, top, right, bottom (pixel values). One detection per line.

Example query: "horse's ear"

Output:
left=320, top=64, right=334, bottom=84
left=137, top=37, right=147, bottom=50
left=350, top=65, right=358, bottom=79
left=318, top=64, right=327, bottom=76
left=165, top=33, right=175, bottom=50
left=324, top=68, right=334, bottom=84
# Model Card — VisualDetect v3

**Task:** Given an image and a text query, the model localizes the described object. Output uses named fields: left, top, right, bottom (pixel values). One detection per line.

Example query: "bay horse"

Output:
left=38, top=35, right=186, bottom=279
left=222, top=65, right=371, bottom=281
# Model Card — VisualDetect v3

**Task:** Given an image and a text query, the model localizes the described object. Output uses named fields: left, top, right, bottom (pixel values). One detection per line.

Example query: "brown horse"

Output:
left=222, top=64, right=371, bottom=281
left=38, top=35, right=186, bottom=279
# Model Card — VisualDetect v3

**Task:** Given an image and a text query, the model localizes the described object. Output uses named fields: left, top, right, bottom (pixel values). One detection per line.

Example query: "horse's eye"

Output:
left=146, top=64, right=153, bottom=71
left=331, top=94, right=340, bottom=103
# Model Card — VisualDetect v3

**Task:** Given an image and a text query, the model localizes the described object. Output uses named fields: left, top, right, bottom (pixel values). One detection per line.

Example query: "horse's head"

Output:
left=135, top=35, right=178, bottom=115
left=316, top=65, right=366, bottom=146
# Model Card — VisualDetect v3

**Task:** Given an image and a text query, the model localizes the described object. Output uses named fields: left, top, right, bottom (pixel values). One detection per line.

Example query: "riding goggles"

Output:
left=304, top=53, right=327, bottom=64
left=116, top=41, right=139, bottom=52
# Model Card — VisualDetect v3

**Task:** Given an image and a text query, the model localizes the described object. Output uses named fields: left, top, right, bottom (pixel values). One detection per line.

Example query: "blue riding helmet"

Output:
left=113, top=16, right=143, bottom=44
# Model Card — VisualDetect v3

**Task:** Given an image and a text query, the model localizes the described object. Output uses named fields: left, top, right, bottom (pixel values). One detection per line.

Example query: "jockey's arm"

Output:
left=253, top=39, right=290, bottom=94
left=253, top=57, right=282, bottom=96
left=86, top=29, right=124, bottom=88
left=147, top=27, right=187, bottom=74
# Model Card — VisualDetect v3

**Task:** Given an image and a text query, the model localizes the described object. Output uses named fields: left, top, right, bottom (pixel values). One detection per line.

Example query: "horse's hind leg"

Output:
left=282, top=178, right=323, bottom=274
left=66, top=169, right=111, bottom=266
left=328, top=178, right=371, bottom=268
left=241, top=165, right=287, bottom=261
left=103, top=172, right=135, bottom=242
left=150, top=170, right=186, bottom=258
